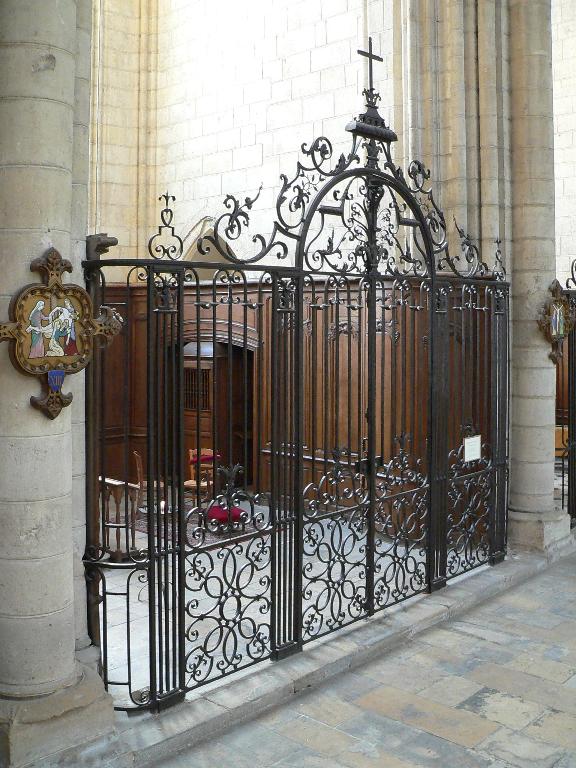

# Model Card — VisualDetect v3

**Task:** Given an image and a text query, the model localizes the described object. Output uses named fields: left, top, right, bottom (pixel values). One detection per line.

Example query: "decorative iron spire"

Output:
left=148, top=192, right=183, bottom=260
left=346, top=36, right=397, bottom=155
left=358, top=37, right=382, bottom=99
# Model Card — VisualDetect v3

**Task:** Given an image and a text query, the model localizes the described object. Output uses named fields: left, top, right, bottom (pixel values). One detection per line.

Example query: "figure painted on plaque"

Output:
left=26, top=299, right=79, bottom=358
left=27, top=300, right=49, bottom=358
left=62, top=299, right=79, bottom=356
left=551, top=301, right=565, bottom=339
left=46, top=310, right=67, bottom=356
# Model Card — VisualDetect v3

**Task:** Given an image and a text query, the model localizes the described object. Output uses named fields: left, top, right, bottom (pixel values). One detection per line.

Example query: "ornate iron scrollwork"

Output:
left=148, top=192, right=184, bottom=260
left=193, top=37, right=505, bottom=281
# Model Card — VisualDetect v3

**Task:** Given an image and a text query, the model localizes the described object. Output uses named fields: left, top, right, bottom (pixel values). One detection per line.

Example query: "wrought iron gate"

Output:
left=84, top=41, right=509, bottom=711
left=555, top=277, right=576, bottom=523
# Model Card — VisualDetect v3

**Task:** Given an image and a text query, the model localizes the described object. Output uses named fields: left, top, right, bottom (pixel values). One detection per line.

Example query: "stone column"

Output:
left=508, top=0, right=572, bottom=551
left=0, top=1, right=113, bottom=766
left=71, top=0, right=93, bottom=660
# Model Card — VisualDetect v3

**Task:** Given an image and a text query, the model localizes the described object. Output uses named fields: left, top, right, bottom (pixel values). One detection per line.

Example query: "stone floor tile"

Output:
left=498, top=607, right=565, bottom=630
left=316, top=670, right=381, bottom=701
left=256, top=703, right=301, bottom=729
left=356, top=659, right=449, bottom=693
left=270, top=747, right=348, bottom=768
left=478, top=726, right=566, bottom=768
left=418, top=627, right=480, bottom=653
left=419, top=676, right=484, bottom=707
left=492, top=617, right=576, bottom=649
left=336, top=741, right=419, bottom=768
left=497, top=593, right=544, bottom=611
left=551, top=602, right=576, bottom=621
left=565, top=674, right=576, bottom=689
left=505, top=651, right=576, bottom=684
left=276, top=714, right=361, bottom=756
left=541, top=645, right=576, bottom=666
left=409, top=645, right=485, bottom=677
left=458, top=686, right=547, bottom=729
left=450, top=619, right=534, bottom=649
left=551, top=753, right=576, bottom=768
left=524, top=710, right=576, bottom=750
left=468, top=662, right=576, bottom=714
left=339, top=711, right=499, bottom=768
left=294, top=691, right=363, bottom=726
left=149, top=741, right=257, bottom=768
left=354, top=684, right=499, bottom=747
left=212, top=721, right=307, bottom=768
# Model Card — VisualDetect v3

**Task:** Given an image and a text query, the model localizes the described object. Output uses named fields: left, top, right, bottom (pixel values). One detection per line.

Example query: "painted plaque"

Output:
left=0, top=247, right=122, bottom=418
left=537, top=279, right=576, bottom=364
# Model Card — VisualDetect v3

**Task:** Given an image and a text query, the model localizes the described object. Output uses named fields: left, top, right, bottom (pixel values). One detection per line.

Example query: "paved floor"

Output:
left=150, top=554, right=576, bottom=768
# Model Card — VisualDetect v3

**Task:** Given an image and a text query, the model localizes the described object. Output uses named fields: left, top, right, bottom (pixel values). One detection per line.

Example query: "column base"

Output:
left=507, top=508, right=575, bottom=555
left=0, top=664, right=113, bottom=768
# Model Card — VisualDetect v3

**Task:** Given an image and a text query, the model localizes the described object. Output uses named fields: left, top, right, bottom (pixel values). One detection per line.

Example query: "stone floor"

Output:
left=148, top=554, right=576, bottom=768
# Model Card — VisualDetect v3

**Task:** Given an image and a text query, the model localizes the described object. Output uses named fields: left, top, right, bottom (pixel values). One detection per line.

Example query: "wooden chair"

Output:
left=184, top=448, right=215, bottom=502
left=98, top=473, right=140, bottom=561
left=133, top=449, right=165, bottom=503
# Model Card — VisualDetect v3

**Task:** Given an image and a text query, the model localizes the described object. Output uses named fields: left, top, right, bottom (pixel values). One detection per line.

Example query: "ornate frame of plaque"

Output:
left=0, top=247, right=122, bottom=418
left=537, top=279, right=576, bottom=365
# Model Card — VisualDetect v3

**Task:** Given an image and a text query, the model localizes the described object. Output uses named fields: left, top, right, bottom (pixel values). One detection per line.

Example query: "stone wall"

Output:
left=92, top=1, right=513, bottom=267
left=90, top=0, right=157, bottom=263
left=552, top=0, right=576, bottom=285
left=91, top=0, right=397, bottom=258
left=153, top=0, right=393, bottom=258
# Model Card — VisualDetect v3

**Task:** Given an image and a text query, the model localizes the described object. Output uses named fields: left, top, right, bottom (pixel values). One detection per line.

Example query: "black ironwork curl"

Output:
left=148, top=192, right=184, bottom=260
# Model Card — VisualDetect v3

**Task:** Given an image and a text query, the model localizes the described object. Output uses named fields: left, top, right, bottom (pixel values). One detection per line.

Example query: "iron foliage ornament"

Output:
left=538, top=279, right=576, bottom=364
left=0, top=248, right=122, bottom=418
left=196, top=37, right=505, bottom=281
left=148, top=192, right=184, bottom=260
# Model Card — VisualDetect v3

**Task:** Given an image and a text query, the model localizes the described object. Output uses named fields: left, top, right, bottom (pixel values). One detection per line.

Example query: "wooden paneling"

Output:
left=98, top=278, right=494, bottom=530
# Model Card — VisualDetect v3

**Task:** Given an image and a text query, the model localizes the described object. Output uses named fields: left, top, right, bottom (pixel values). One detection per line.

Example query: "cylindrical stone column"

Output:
left=71, top=0, right=92, bottom=656
left=0, top=3, right=112, bottom=764
left=508, top=0, right=571, bottom=549
left=0, top=0, right=79, bottom=698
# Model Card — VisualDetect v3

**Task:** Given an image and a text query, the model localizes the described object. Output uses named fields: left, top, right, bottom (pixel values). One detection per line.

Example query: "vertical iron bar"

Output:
left=177, top=269, right=186, bottom=696
left=293, top=272, right=304, bottom=650
left=569, top=297, right=576, bottom=523
left=427, top=281, right=448, bottom=591
left=270, top=274, right=279, bottom=655
left=146, top=266, right=157, bottom=708
left=366, top=272, right=376, bottom=616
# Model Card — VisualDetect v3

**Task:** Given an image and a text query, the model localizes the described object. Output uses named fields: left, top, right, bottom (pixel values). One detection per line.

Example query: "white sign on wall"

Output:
left=463, top=434, right=482, bottom=463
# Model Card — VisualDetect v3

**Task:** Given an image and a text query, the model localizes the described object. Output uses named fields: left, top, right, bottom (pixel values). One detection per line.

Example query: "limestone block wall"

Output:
left=153, top=0, right=394, bottom=259
left=89, top=0, right=397, bottom=258
left=91, top=1, right=511, bottom=268
left=90, top=0, right=158, bottom=262
left=552, top=0, right=576, bottom=286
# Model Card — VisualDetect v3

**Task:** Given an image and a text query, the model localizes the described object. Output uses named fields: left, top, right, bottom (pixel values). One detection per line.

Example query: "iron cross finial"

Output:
left=159, top=191, right=175, bottom=208
left=358, top=36, right=383, bottom=94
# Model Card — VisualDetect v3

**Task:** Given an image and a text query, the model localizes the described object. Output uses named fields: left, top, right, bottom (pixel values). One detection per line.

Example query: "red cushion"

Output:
left=190, top=453, right=221, bottom=464
left=206, top=504, right=243, bottom=523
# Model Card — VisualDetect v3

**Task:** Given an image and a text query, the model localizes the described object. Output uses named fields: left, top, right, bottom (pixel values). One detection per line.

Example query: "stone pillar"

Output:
left=71, top=0, right=93, bottom=660
left=508, top=0, right=572, bottom=551
left=0, top=1, right=113, bottom=766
